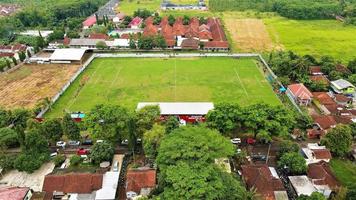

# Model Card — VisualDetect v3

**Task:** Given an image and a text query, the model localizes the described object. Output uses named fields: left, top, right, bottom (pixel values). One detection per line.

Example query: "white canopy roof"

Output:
left=137, top=102, right=214, bottom=115
left=95, top=172, right=119, bottom=200
left=289, top=176, right=317, bottom=196
left=50, top=48, right=86, bottom=61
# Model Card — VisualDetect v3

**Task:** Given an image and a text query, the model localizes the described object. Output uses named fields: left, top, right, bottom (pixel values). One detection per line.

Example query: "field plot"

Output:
left=224, top=17, right=282, bottom=52
left=47, top=57, right=280, bottom=117
left=0, top=64, right=81, bottom=109
left=264, top=17, right=356, bottom=61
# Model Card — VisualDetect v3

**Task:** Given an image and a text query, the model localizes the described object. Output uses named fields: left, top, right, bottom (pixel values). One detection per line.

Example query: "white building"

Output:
left=301, top=143, right=332, bottom=165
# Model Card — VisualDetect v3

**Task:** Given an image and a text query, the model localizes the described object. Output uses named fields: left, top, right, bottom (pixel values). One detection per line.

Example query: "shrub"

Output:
left=70, top=155, right=82, bottom=166
left=0, top=154, right=16, bottom=171
left=53, top=154, right=66, bottom=167
left=89, top=141, right=114, bottom=164
left=14, top=153, right=49, bottom=173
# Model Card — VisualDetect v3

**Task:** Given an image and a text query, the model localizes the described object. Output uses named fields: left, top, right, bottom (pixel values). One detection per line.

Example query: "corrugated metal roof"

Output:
left=50, top=49, right=86, bottom=61
left=331, top=79, right=355, bottom=90
left=137, top=102, right=214, bottom=115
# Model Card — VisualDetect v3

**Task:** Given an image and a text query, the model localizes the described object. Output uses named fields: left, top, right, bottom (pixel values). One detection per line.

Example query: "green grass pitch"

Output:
left=46, top=57, right=281, bottom=117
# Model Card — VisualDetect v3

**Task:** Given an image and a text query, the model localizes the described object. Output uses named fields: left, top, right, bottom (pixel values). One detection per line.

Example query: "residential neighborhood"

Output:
left=0, top=0, right=355, bottom=200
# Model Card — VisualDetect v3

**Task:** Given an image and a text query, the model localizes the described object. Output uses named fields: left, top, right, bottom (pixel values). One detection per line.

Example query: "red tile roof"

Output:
left=0, top=52, right=14, bottom=58
left=83, top=16, right=97, bottom=27
left=145, top=16, right=154, bottom=25
left=199, top=30, right=213, bottom=40
left=63, top=37, right=71, bottom=46
left=42, top=173, right=103, bottom=200
left=143, top=24, right=158, bottom=37
left=173, top=17, right=185, bottom=36
left=333, top=115, right=353, bottom=125
left=334, top=94, right=351, bottom=103
left=307, top=129, right=326, bottom=139
left=160, top=16, right=169, bottom=26
left=126, top=169, right=156, bottom=194
left=207, top=18, right=227, bottom=41
left=12, top=44, right=27, bottom=52
left=335, top=64, right=351, bottom=74
left=288, top=83, right=313, bottom=100
left=129, top=17, right=143, bottom=27
left=312, top=92, right=335, bottom=105
left=241, top=165, right=285, bottom=200
left=0, top=187, right=30, bottom=200
left=181, top=38, right=199, bottom=49
left=307, top=161, right=340, bottom=189
left=312, top=115, right=337, bottom=130
left=309, top=75, right=329, bottom=84
left=185, top=25, right=199, bottom=38
left=89, top=33, right=109, bottom=40
left=312, top=149, right=332, bottom=160
left=204, top=41, right=229, bottom=48
left=309, top=66, right=323, bottom=75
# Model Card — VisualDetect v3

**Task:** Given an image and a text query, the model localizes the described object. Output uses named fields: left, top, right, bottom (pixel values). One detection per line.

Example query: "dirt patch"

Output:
left=0, top=63, right=81, bottom=109
left=224, top=18, right=283, bottom=52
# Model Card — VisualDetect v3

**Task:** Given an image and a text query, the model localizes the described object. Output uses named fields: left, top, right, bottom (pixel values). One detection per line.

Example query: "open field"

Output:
left=0, top=64, right=81, bottom=109
left=330, top=159, right=356, bottom=188
left=264, top=16, right=356, bottom=61
left=47, top=57, right=280, bottom=117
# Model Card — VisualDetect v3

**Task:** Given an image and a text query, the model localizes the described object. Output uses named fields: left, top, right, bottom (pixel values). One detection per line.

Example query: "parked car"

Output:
left=236, top=149, right=242, bottom=154
left=77, top=148, right=90, bottom=155
left=82, top=139, right=93, bottom=145
left=56, top=141, right=66, bottom=148
left=96, top=140, right=104, bottom=143
left=50, top=152, right=58, bottom=157
left=246, top=138, right=256, bottom=145
left=230, top=138, right=241, bottom=144
left=68, top=140, right=80, bottom=146
left=251, top=153, right=267, bottom=161
left=121, top=139, right=129, bottom=145
left=113, top=161, right=119, bottom=172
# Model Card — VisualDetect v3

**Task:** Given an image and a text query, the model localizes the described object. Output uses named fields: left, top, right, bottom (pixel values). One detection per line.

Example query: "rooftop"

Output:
left=288, top=83, right=313, bottom=100
left=331, top=79, right=355, bottom=90
left=126, top=168, right=156, bottom=194
left=50, top=49, right=87, bottom=61
left=307, top=161, right=340, bottom=189
left=137, top=102, right=214, bottom=115
left=0, top=187, right=30, bottom=200
left=288, top=176, right=316, bottom=196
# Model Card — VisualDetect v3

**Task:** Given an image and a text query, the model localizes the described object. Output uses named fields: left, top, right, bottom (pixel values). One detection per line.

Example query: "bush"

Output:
left=53, top=154, right=66, bottom=167
left=0, top=154, right=16, bottom=171
left=89, top=141, right=114, bottom=164
left=278, top=152, right=307, bottom=175
left=0, top=127, right=19, bottom=149
left=70, top=155, right=82, bottom=166
left=14, top=153, right=49, bottom=173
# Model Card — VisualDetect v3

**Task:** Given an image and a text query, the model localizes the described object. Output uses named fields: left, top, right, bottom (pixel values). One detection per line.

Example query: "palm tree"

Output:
left=40, top=97, right=52, bottom=111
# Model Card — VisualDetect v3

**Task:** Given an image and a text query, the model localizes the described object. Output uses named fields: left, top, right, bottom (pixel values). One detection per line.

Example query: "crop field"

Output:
left=264, top=16, right=356, bottom=61
left=47, top=57, right=280, bottom=117
left=0, top=63, right=81, bottom=109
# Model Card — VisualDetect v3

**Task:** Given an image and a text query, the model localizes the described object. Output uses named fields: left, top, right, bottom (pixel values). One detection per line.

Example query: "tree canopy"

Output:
left=278, top=152, right=307, bottom=175
left=89, top=141, right=115, bottom=164
left=321, top=124, right=353, bottom=157
left=143, top=124, right=166, bottom=159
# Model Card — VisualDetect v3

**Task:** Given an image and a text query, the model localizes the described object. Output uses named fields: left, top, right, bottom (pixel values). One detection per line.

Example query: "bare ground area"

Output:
left=0, top=162, right=55, bottom=192
left=224, top=18, right=283, bottom=52
left=0, top=63, right=81, bottom=109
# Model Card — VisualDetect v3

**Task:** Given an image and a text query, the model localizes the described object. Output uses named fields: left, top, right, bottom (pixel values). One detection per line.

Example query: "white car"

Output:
left=236, top=149, right=242, bottom=154
left=230, top=138, right=241, bottom=144
left=56, top=141, right=66, bottom=148
left=96, top=140, right=104, bottom=143
left=113, top=161, right=119, bottom=172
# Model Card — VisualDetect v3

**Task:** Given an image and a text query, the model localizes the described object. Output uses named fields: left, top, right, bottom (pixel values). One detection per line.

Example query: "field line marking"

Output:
left=255, top=75, right=263, bottom=87
left=174, top=58, right=177, bottom=101
left=233, top=68, right=249, bottom=97
left=66, top=61, right=101, bottom=110
left=105, top=66, right=123, bottom=99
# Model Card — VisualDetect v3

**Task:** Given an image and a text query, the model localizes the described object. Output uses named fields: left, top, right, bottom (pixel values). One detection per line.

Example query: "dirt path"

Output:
left=224, top=18, right=283, bottom=52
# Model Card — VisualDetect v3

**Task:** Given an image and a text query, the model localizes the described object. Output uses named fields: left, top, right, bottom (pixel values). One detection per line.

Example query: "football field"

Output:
left=47, top=57, right=280, bottom=117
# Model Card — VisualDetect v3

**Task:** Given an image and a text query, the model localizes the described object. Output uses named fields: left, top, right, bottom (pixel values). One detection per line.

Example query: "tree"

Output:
left=85, top=104, right=130, bottom=143
left=24, top=129, right=49, bottom=154
left=278, top=152, right=307, bottom=175
left=129, top=38, right=136, bottom=49
left=5, top=58, right=11, bottom=69
left=278, top=140, right=299, bottom=158
left=96, top=41, right=107, bottom=49
left=183, top=15, right=190, bottom=25
left=347, top=58, right=356, bottom=73
left=136, top=105, right=160, bottom=137
left=154, top=35, right=167, bottom=49
left=297, top=192, right=326, bottom=200
left=14, top=153, right=49, bottom=173
left=10, top=109, right=31, bottom=138
left=89, top=141, right=115, bottom=164
left=62, top=114, right=80, bottom=140
left=206, top=103, right=242, bottom=134
left=156, top=126, right=247, bottom=199
left=164, top=116, right=179, bottom=134
left=11, top=57, right=17, bottom=66
left=40, top=118, right=63, bottom=144
left=168, top=15, right=175, bottom=26
left=256, top=130, right=272, bottom=144
left=348, top=74, right=356, bottom=85
left=143, top=124, right=165, bottom=159
left=53, top=154, right=66, bottom=167
left=321, top=124, right=352, bottom=157
left=19, top=51, right=26, bottom=62
left=0, top=58, right=7, bottom=71
left=0, top=127, right=19, bottom=149
left=0, top=108, right=10, bottom=128
left=70, top=155, right=82, bottom=166
left=329, top=70, right=344, bottom=81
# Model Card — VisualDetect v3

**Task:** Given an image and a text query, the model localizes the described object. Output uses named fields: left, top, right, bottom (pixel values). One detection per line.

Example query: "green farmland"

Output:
left=47, top=57, right=280, bottom=117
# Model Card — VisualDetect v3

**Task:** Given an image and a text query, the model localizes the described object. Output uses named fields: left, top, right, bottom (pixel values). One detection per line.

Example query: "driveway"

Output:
left=0, top=162, right=55, bottom=191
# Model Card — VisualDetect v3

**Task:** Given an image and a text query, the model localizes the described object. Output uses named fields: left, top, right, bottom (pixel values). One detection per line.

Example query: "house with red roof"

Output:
left=83, top=16, right=97, bottom=29
left=241, top=164, right=288, bottom=200
left=129, top=17, right=143, bottom=29
left=287, top=83, right=313, bottom=106
left=0, top=187, right=33, bottom=200
left=126, top=168, right=156, bottom=199
left=302, top=143, right=332, bottom=164
left=42, top=173, right=103, bottom=200
left=88, top=33, right=110, bottom=40
left=309, top=66, right=323, bottom=76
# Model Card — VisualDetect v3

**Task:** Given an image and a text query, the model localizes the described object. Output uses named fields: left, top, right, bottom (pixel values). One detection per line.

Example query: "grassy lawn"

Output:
left=264, top=16, right=356, bottom=62
left=330, top=159, right=356, bottom=188
left=46, top=57, right=280, bottom=117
